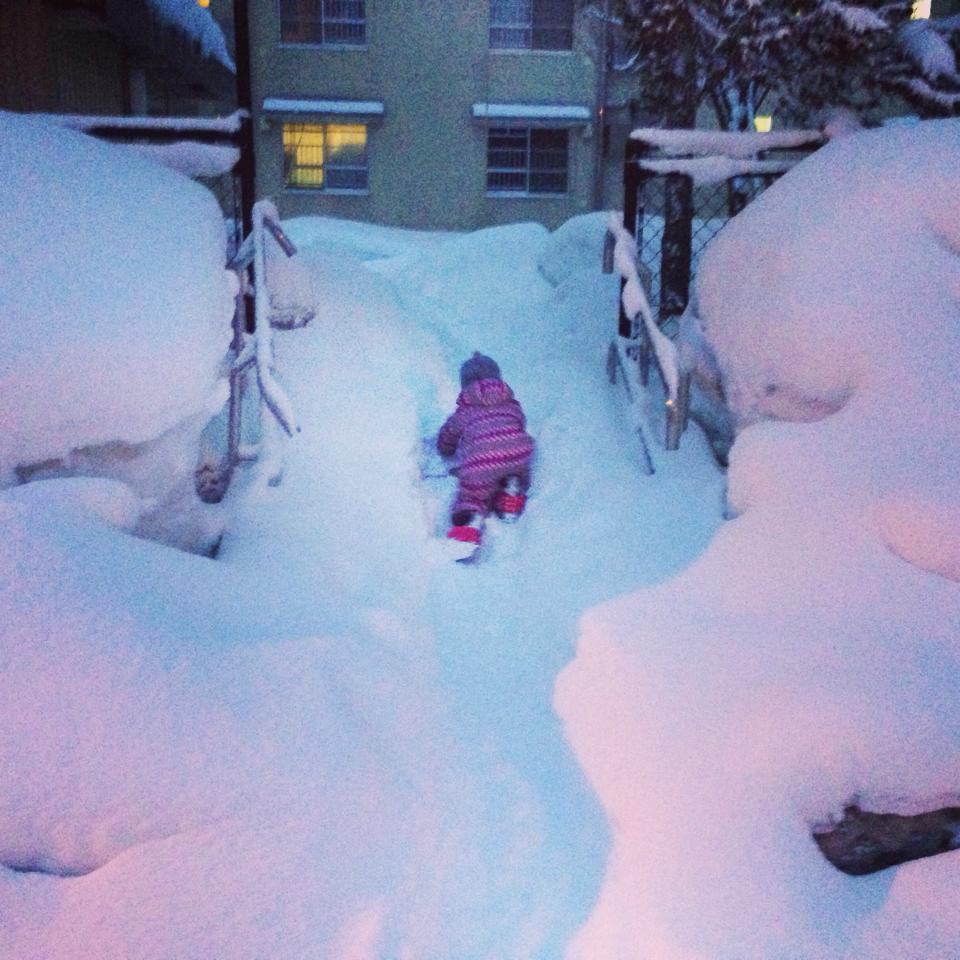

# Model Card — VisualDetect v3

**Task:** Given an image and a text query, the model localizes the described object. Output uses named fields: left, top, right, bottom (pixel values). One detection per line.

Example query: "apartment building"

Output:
left=247, top=1, right=622, bottom=230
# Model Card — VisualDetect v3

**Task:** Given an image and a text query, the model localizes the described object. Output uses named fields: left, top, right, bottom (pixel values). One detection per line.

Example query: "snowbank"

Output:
left=0, top=112, right=235, bottom=548
left=556, top=119, right=960, bottom=959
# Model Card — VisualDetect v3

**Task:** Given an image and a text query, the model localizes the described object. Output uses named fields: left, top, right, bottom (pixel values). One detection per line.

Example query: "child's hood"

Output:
left=458, top=378, right=515, bottom=407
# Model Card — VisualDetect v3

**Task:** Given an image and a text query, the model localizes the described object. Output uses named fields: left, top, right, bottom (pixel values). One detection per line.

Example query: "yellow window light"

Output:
left=754, top=115, right=773, bottom=133
left=326, top=124, right=366, bottom=150
left=283, top=123, right=326, bottom=187
left=911, top=0, right=931, bottom=18
left=197, top=0, right=210, bottom=7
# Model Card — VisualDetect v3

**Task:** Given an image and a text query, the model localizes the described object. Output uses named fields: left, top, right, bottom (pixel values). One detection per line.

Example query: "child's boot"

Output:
left=494, top=475, right=526, bottom=523
left=446, top=510, right=484, bottom=561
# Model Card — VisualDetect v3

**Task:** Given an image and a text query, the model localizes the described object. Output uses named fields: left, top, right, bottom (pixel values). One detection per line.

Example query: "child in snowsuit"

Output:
left=437, top=353, right=535, bottom=543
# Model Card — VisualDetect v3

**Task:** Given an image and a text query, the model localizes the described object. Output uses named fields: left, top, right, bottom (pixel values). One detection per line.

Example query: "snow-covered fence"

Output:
left=42, top=112, right=243, bottom=180
left=214, top=200, right=303, bottom=497
left=605, top=213, right=688, bottom=463
left=622, top=127, right=826, bottom=325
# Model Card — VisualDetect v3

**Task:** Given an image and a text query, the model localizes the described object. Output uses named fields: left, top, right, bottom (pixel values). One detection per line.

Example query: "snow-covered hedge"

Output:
left=557, top=119, right=960, bottom=959
left=0, top=112, right=235, bottom=477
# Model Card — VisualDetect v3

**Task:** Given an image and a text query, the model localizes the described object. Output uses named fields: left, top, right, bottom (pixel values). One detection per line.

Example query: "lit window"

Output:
left=486, top=127, right=568, bottom=195
left=490, top=0, right=574, bottom=51
left=278, top=0, right=366, bottom=46
left=282, top=122, right=368, bottom=191
left=911, top=0, right=931, bottom=18
left=753, top=115, right=773, bottom=133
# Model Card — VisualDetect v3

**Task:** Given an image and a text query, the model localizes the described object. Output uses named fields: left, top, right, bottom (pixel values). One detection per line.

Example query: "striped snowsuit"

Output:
left=436, top=378, right=534, bottom=520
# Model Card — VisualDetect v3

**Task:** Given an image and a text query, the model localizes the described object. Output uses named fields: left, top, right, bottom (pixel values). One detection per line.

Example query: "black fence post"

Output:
left=660, top=171, right=693, bottom=323
left=619, top=138, right=643, bottom=338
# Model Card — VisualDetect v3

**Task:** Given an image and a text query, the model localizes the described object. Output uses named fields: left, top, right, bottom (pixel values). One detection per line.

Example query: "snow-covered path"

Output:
left=213, top=216, right=725, bottom=957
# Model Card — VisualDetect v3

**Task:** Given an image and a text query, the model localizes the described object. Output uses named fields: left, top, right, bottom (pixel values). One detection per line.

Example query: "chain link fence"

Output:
left=619, top=132, right=825, bottom=332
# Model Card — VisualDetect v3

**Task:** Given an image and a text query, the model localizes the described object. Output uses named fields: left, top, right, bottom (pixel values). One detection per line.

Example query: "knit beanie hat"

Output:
left=460, top=352, right=501, bottom=388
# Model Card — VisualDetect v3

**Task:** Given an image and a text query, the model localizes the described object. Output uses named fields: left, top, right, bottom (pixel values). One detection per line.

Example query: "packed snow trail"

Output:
left=219, top=216, right=726, bottom=957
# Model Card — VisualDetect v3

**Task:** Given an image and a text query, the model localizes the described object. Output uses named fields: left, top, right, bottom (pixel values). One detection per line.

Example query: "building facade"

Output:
left=246, top=0, right=960, bottom=232
left=247, top=1, right=623, bottom=230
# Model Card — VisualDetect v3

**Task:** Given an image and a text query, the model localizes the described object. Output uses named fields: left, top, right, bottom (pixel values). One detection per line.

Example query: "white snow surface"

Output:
left=556, top=118, right=960, bottom=959
left=471, top=103, right=592, bottom=120
left=263, top=97, right=386, bottom=115
left=630, top=126, right=824, bottom=156
left=124, top=140, right=240, bottom=177
left=0, top=112, right=235, bottom=479
left=639, top=154, right=797, bottom=185
left=2, top=116, right=960, bottom=960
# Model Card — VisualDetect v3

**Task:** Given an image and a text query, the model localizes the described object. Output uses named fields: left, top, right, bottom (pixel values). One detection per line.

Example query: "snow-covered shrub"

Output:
left=556, top=119, right=960, bottom=960
left=0, top=112, right=236, bottom=550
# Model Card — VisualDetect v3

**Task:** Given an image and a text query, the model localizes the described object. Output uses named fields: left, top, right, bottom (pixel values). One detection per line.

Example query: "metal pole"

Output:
left=233, top=0, right=256, bottom=242
left=592, top=0, right=611, bottom=210
left=660, top=171, right=694, bottom=323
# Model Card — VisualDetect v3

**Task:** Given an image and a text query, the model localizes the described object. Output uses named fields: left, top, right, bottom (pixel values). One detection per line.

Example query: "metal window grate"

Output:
left=279, top=0, right=366, bottom=46
left=489, top=0, right=572, bottom=50
left=486, top=126, right=568, bottom=195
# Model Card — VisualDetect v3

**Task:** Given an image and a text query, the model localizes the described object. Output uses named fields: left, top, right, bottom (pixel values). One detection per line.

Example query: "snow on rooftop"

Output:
left=148, top=0, right=235, bottom=72
left=472, top=102, right=592, bottom=121
left=263, top=98, right=385, bottom=116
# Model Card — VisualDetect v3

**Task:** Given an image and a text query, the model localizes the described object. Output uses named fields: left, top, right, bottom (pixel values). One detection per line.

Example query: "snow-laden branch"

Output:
left=684, top=0, right=725, bottom=43
left=607, top=212, right=680, bottom=400
left=899, top=19, right=960, bottom=83
left=820, top=0, right=889, bottom=33
left=888, top=74, right=960, bottom=109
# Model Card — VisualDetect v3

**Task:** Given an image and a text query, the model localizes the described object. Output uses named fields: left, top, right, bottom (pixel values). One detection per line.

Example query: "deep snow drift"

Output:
left=0, top=111, right=236, bottom=551
left=556, top=119, right=960, bottom=959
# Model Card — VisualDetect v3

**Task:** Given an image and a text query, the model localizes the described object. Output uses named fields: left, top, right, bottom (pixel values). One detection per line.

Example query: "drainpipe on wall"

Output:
left=233, top=0, right=256, bottom=241
left=127, top=66, right=148, bottom=115
left=592, top=0, right=611, bottom=210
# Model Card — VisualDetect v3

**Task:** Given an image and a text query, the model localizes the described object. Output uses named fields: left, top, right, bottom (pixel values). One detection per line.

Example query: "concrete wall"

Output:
left=250, top=1, right=604, bottom=230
